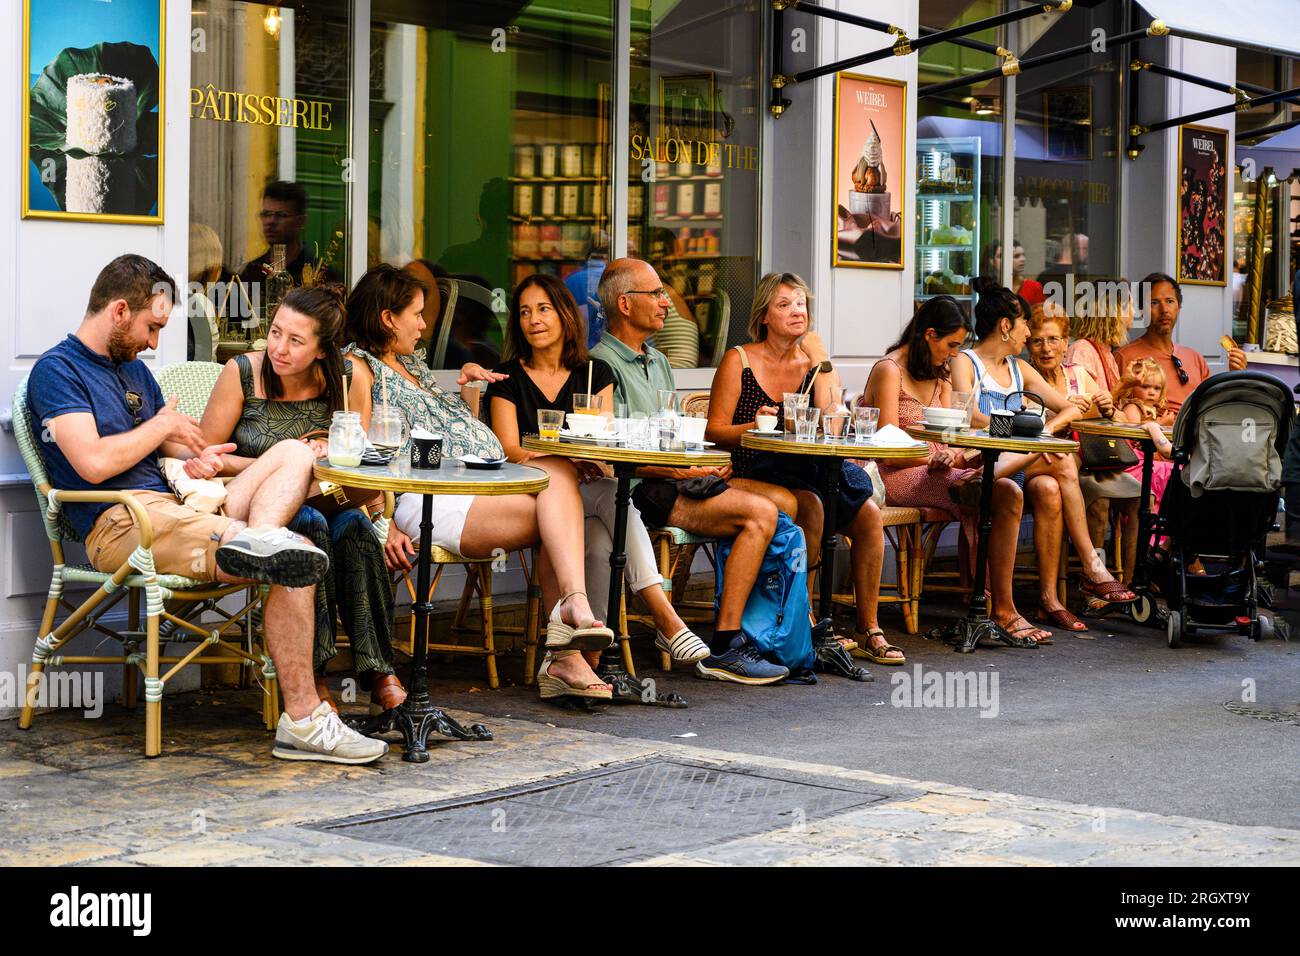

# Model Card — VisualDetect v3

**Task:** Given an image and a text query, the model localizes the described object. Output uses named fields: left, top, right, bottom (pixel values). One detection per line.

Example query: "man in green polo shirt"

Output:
left=591, top=258, right=788, bottom=685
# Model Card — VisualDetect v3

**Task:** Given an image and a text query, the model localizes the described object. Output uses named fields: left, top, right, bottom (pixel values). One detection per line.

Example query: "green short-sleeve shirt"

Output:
left=589, top=330, right=676, bottom=417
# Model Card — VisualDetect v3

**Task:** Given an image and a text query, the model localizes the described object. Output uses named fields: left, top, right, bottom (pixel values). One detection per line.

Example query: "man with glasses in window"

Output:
left=27, top=255, right=386, bottom=765
left=239, top=180, right=320, bottom=288
left=1117, top=271, right=1247, bottom=416
left=591, top=258, right=788, bottom=684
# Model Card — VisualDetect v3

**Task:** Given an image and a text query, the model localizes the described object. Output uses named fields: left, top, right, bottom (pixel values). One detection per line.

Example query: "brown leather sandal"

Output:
left=1079, top=578, right=1137, bottom=605
left=369, top=673, right=407, bottom=714
left=1035, top=606, right=1085, bottom=635
left=314, top=676, right=339, bottom=714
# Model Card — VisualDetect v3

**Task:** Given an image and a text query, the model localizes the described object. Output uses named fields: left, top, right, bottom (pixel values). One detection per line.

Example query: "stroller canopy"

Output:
left=1172, top=370, right=1294, bottom=497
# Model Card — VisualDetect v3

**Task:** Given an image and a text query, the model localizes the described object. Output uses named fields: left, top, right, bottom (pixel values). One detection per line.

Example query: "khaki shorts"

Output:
left=84, top=491, right=235, bottom=580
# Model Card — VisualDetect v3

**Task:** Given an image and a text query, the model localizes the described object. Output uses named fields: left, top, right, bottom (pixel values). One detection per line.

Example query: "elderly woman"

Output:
left=343, top=265, right=613, bottom=702
left=706, top=272, right=894, bottom=666
left=1027, top=303, right=1141, bottom=596
left=951, top=279, right=1137, bottom=634
left=200, top=286, right=401, bottom=713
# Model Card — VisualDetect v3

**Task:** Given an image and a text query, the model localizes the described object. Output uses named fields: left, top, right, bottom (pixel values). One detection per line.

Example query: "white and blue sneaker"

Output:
left=694, top=634, right=788, bottom=685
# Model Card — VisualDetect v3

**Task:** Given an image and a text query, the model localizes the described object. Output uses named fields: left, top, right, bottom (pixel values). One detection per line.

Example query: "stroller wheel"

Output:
left=1166, top=609, right=1183, bottom=648
left=1253, top=614, right=1275, bottom=641
left=1129, top=593, right=1155, bottom=625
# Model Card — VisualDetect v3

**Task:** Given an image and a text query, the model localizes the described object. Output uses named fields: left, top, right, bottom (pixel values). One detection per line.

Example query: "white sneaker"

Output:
left=273, top=701, right=388, bottom=764
left=217, top=527, right=329, bottom=587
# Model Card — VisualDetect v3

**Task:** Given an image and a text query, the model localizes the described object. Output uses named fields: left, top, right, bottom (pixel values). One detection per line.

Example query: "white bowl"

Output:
left=566, top=412, right=608, bottom=436
left=922, top=406, right=964, bottom=426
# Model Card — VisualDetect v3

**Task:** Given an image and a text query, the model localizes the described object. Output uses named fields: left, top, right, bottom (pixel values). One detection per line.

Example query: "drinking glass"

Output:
left=783, top=392, right=809, bottom=434
left=853, top=406, right=880, bottom=442
left=657, top=389, right=678, bottom=414
left=950, top=391, right=974, bottom=428
left=537, top=409, right=564, bottom=441
left=625, top=412, right=649, bottom=448
left=823, top=410, right=850, bottom=441
left=572, top=393, right=603, bottom=414
left=328, top=411, right=365, bottom=467
left=656, top=415, right=679, bottom=451
left=794, top=406, right=821, bottom=442
left=368, top=406, right=408, bottom=456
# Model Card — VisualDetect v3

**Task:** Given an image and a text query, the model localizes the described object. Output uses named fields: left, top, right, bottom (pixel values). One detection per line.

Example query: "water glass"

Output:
left=853, top=406, right=880, bottom=442
left=950, top=391, right=975, bottom=428
left=537, top=409, right=564, bottom=441
left=625, top=412, right=649, bottom=448
left=656, top=415, right=679, bottom=451
left=823, top=411, right=850, bottom=442
left=783, top=392, right=809, bottom=434
left=573, top=393, right=603, bottom=415
left=794, top=406, right=821, bottom=442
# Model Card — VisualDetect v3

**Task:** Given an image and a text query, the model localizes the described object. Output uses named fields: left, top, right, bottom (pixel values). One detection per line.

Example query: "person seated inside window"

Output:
left=343, top=264, right=615, bottom=702
left=487, top=273, right=710, bottom=668
left=28, top=254, right=385, bottom=765
left=199, top=286, right=404, bottom=714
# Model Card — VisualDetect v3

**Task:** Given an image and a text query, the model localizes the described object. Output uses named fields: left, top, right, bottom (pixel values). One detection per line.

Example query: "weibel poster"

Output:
left=22, top=0, right=164, bottom=223
left=833, top=72, right=906, bottom=269
left=1176, top=124, right=1228, bottom=287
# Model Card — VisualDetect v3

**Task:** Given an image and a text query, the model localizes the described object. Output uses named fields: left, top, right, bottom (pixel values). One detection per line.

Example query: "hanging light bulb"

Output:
left=264, top=8, right=282, bottom=38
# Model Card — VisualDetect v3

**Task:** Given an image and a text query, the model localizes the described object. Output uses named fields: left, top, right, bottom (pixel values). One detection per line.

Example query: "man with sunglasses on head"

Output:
left=27, top=254, right=386, bottom=765
left=1117, top=271, right=1247, bottom=416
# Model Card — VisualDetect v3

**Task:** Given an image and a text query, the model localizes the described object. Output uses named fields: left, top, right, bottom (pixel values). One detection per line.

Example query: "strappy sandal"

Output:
left=545, top=591, right=615, bottom=651
left=1035, top=606, right=1085, bottom=636
left=1001, top=616, right=1051, bottom=646
left=854, top=627, right=905, bottom=665
left=1079, top=578, right=1137, bottom=606
left=537, top=650, right=612, bottom=701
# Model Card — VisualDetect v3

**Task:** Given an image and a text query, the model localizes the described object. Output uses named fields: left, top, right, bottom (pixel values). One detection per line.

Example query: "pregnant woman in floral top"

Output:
left=344, top=265, right=614, bottom=700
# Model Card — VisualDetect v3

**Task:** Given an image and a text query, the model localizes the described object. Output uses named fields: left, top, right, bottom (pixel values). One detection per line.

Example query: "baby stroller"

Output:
left=1146, top=371, right=1293, bottom=648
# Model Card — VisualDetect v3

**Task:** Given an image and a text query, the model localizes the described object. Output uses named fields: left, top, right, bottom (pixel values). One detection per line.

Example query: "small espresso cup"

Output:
left=755, top=413, right=778, bottom=432
left=410, top=433, right=444, bottom=469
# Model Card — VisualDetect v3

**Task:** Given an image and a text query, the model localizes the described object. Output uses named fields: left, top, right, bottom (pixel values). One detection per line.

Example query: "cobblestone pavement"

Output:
left=1, top=690, right=1297, bottom=866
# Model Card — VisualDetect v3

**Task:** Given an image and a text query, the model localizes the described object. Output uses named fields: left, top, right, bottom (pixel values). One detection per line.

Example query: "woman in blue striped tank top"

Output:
left=951, top=279, right=1138, bottom=635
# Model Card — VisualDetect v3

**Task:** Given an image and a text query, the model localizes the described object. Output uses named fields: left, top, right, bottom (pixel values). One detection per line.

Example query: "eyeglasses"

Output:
left=258, top=210, right=297, bottom=222
left=624, top=288, right=669, bottom=300
left=1170, top=354, right=1189, bottom=386
left=1028, top=336, right=1065, bottom=348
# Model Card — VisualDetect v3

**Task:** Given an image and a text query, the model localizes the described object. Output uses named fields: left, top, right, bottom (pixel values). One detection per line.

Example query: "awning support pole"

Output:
left=1134, top=84, right=1300, bottom=138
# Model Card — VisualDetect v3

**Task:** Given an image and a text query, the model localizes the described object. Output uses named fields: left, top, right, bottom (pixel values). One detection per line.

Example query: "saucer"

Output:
left=749, top=428, right=783, bottom=436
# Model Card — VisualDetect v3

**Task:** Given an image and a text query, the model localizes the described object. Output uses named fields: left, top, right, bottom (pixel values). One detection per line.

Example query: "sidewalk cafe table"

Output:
left=314, top=457, right=549, bottom=761
left=1071, top=418, right=1173, bottom=627
left=522, top=434, right=730, bottom=706
left=740, top=430, right=925, bottom=679
left=905, top=425, right=1080, bottom=652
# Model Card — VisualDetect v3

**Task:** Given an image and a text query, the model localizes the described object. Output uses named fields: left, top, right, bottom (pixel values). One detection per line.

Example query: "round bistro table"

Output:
left=522, top=434, right=730, bottom=706
left=314, top=456, right=549, bottom=761
left=740, top=430, right=927, bottom=679
left=905, top=425, right=1080, bottom=652
left=1071, top=418, right=1173, bottom=627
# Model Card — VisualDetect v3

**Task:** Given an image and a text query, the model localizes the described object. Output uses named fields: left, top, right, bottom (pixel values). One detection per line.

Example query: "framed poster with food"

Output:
left=1176, top=124, right=1228, bottom=287
left=22, top=0, right=165, bottom=223
left=833, top=72, right=905, bottom=269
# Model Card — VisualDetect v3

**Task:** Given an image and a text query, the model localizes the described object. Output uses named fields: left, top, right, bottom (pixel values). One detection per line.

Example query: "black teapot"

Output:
left=1005, top=390, right=1047, bottom=437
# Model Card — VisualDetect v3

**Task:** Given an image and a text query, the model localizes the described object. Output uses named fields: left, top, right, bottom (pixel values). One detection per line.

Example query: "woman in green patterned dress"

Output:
left=200, top=286, right=405, bottom=712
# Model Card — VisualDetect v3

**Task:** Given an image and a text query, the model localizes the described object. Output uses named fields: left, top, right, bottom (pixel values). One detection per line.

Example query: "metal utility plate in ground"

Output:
left=307, top=758, right=890, bottom=866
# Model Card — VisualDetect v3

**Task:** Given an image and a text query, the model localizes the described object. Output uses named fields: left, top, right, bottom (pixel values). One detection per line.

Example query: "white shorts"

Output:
left=393, top=493, right=476, bottom=555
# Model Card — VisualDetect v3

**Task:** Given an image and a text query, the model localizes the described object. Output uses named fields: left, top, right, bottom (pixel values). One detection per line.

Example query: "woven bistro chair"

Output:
left=13, top=373, right=277, bottom=757
left=827, top=506, right=925, bottom=634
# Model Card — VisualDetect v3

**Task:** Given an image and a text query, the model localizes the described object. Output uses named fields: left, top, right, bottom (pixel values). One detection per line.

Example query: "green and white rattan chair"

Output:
left=14, top=371, right=278, bottom=757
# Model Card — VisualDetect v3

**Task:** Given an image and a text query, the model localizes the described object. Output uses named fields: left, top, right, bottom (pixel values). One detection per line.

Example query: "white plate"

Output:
left=749, top=428, right=783, bottom=436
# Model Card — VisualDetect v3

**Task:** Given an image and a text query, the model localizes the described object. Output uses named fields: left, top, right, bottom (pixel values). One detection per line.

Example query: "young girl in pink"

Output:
left=1114, top=358, right=1177, bottom=538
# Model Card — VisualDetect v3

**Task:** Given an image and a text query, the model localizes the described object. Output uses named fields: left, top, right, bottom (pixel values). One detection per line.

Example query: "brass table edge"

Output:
left=521, top=435, right=730, bottom=467
left=905, top=426, right=1080, bottom=454
left=312, top=463, right=549, bottom=496
left=739, top=433, right=924, bottom=459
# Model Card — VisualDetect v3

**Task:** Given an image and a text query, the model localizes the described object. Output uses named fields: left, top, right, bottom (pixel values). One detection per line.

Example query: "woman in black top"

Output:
left=488, top=274, right=710, bottom=668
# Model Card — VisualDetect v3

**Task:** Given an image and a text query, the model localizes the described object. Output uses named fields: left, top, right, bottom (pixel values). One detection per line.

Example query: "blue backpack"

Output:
left=714, top=512, right=815, bottom=672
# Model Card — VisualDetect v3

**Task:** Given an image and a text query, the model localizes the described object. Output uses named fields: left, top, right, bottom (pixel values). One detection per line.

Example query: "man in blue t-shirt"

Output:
left=27, top=254, right=385, bottom=765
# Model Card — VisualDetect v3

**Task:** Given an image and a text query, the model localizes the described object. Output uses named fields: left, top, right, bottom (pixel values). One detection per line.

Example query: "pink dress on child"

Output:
left=1123, top=406, right=1174, bottom=541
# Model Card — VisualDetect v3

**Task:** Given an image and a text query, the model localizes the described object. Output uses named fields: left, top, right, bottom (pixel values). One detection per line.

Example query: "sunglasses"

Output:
left=117, top=370, right=144, bottom=426
left=1170, top=354, right=1189, bottom=386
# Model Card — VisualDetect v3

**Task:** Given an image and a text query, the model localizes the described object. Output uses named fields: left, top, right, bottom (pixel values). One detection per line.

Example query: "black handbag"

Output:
left=1077, top=430, right=1139, bottom=472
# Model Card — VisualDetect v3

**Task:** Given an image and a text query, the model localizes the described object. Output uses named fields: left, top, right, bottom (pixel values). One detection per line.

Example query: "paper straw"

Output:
left=382, top=366, right=389, bottom=413
left=587, top=359, right=593, bottom=397
left=342, top=371, right=349, bottom=413
left=804, top=364, right=820, bottom=397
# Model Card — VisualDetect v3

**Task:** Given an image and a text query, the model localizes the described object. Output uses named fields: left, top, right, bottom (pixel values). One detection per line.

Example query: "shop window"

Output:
left=1012, top=3, right=1122, bottom=291
left=368, top=1, right=615, bottom=370
left=189, top=1, right=353, bottom=361
left=626, top=0, right=763, bottom=368
left=915, top=0, right=1006, bottom=312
